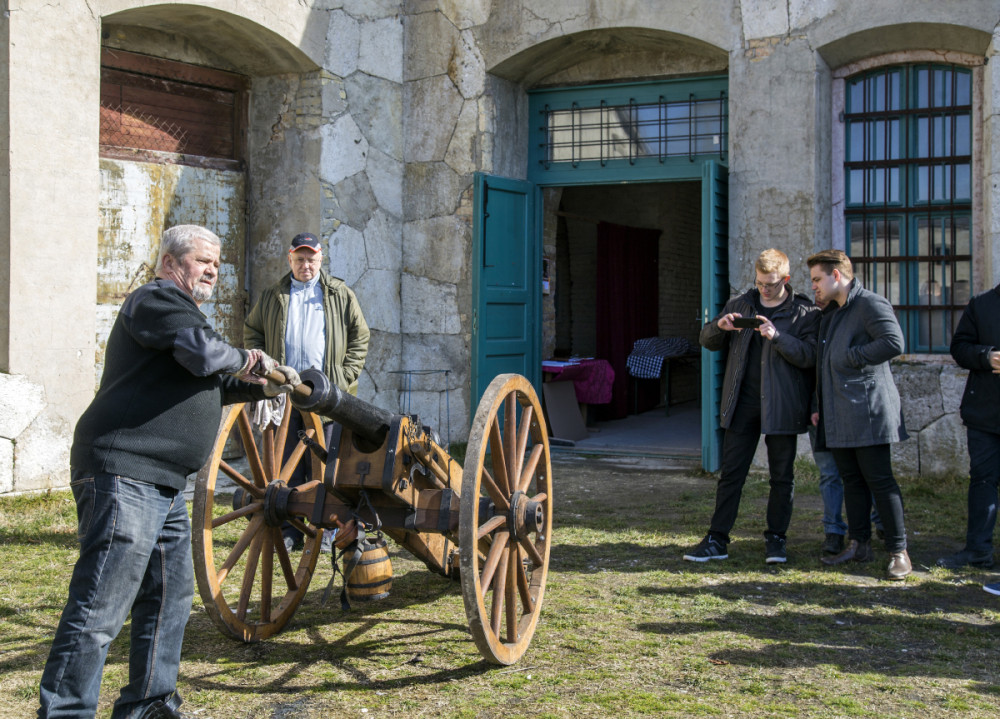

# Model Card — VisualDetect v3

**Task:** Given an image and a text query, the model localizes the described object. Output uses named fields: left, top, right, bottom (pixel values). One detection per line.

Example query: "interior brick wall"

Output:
left=549, top=181, right=702, bottom=410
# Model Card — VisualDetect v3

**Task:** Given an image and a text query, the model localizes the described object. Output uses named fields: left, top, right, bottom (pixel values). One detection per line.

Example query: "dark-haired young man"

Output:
left=808, top=249, right=911, bottom=581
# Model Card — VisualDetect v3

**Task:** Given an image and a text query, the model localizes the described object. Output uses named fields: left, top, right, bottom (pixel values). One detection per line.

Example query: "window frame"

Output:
left=527, top=76, right=728, bottom=186
left=100, top=48, right=249, bottom=170
left=832, top=53, right=984, bottom=355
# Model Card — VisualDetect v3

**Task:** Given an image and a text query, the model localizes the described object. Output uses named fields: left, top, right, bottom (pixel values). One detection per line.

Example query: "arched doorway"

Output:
left=472, top=30, right=731, bottom=469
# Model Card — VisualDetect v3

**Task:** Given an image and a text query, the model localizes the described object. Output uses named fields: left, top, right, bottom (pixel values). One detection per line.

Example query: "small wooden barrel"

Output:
left=345, top=536, right=392, bottom=602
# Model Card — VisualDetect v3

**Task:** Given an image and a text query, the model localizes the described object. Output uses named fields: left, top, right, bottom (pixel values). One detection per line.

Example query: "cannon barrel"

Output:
left=285, top=367, right=393, bottom=446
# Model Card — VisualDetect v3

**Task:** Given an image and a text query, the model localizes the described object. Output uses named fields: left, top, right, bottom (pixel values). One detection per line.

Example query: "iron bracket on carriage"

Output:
left=191, top=369, right=553, bottom=665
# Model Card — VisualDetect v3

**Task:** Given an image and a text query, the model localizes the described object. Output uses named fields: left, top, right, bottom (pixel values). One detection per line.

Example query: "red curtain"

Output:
left=595, top=221, right=661, bottom=420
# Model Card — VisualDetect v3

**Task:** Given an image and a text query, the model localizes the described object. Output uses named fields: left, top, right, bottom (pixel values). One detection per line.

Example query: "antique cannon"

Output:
left=191, top=370, right=552, bottom=665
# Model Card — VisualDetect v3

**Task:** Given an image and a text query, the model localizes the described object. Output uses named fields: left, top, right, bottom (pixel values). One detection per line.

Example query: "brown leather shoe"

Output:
left=886, top=550, right=912, bottom=580
left=821, top=539, right=873, bottom=566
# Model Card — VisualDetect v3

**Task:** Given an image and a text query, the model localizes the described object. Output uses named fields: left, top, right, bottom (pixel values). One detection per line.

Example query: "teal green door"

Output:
left=701, top=161, right=729, bottom=472
left=471, top=173, right=540, bottom=410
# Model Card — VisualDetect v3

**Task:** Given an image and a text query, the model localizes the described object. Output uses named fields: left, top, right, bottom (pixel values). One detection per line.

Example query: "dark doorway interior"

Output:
left=546, top=182, right=703, bottom=456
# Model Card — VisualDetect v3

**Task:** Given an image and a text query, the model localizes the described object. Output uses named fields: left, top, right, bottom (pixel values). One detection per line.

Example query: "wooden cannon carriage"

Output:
left=191, top=371, right=552, bottom=665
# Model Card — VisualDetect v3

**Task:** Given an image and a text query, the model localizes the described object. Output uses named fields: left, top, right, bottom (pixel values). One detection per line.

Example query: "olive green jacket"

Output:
left=244, top=271, right=370, bottom=395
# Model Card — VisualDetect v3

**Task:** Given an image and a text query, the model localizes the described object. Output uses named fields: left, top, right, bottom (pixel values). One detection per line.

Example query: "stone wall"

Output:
left=891, top=359, right=970, bottom=478
left=4, top=1, right=1000, bottom=493
left=0, top=0, right=327, bottom=493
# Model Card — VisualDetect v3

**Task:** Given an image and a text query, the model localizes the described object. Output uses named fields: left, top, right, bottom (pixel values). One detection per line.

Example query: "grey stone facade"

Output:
left=3, top=1, right=999, bottom=492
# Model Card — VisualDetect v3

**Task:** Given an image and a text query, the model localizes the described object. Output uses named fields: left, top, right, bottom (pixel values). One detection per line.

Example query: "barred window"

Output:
left=844, top=64, right=972, bottom=352
left=540, top=94, right=727, bottom=167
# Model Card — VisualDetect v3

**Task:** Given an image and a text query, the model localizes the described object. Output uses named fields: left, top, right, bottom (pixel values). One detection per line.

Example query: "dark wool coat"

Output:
left=816, top=279, right=908, bottom=448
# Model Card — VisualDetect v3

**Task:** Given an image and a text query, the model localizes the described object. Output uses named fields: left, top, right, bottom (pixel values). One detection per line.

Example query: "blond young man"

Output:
left=685, top=249, right=820, bottom=564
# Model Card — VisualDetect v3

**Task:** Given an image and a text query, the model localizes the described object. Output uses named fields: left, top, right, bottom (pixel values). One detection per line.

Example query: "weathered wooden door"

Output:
left=700, top=160, right=729, bottom=472
left=471, top=173, right=540, bottom=412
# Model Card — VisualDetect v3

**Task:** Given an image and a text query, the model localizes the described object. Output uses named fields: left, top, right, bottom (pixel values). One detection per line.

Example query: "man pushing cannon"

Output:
left=38, top=225, right=302, bottom=719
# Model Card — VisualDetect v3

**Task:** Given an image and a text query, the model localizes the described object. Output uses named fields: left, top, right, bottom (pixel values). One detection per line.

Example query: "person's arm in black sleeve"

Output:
left=173, top=326, right=247, bottom=376
left=846, top=294, right=905, bottom=368
left=950, top=301, right=993, bottom=371
left=124, top=282, right=247, bottom=376
left=220, top=375, right=270, bottom=404
left=699, top=299, right=739, bottom=352
left=772, top=306, right=820, bottom=369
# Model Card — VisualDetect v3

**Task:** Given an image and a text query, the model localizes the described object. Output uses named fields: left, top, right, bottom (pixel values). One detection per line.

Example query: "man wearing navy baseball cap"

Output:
left=245, top=231, right=370, bottom=552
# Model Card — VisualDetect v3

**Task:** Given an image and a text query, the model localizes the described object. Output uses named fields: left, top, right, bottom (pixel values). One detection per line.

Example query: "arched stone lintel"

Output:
left=102, top=2, right=323, bottom=76
left=488, top=27, right=728, bottom=88
left=818, top=23, right=992, bottom=72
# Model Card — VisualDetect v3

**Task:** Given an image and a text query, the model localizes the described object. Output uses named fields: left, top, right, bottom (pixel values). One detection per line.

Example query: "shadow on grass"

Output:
left=635, top=578, right=1000, bottom=689
left=182, top=614, right=494, bottom=694
left=190, top=558, right=464, bottom=638
left=0, top=528, right=78, bottom=548
left=178, top=560, right=512, bottom=694
left=642, top=577, right=998, bottom=617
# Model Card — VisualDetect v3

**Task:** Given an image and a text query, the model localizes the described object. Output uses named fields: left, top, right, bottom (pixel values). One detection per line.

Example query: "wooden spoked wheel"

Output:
left=192, top=402, right=325, bottom=642
left=459, top=374, right=553, bottom=665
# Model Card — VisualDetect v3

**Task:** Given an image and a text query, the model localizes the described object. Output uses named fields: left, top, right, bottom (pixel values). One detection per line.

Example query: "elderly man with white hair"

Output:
left=38, top=225, right=300, bottom=719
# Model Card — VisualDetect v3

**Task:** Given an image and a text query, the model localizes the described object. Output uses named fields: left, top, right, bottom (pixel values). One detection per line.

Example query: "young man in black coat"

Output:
left=684, top=249, right=820, bottom=564
left=938, top=283, right=1000, bottom=575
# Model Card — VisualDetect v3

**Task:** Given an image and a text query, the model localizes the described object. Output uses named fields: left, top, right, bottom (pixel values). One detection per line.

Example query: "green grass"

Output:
left=2, top=456, right=998, bottom=718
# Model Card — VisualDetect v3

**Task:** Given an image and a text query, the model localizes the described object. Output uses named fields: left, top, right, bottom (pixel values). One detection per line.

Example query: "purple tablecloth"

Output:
left=542, top=359, right=615, bottom=404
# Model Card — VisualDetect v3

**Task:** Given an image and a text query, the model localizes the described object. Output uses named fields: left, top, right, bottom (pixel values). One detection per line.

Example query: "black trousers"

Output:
left=830, top=444, right=906, bottom=553
left=708, top=419, right=797, bottom=543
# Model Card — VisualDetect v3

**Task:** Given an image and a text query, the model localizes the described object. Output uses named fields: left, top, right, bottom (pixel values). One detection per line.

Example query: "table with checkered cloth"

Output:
left=626, top=337, right=697, bottom=379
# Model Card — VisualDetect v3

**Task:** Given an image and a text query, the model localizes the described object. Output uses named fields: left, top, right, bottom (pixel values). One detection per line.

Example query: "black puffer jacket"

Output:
left=700, top=285, right=820, bottom=434
left=951, top=284, right=1000, bottom=434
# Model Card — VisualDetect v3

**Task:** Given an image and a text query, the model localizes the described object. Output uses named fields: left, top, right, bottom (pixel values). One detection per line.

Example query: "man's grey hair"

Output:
left=154, top=225, right=222, bottom=274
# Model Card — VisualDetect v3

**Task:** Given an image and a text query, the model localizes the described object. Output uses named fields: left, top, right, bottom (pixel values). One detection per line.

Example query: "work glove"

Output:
left=264, top=365, right=301, bottom=397
left=233, top=349, right=276, bottom=386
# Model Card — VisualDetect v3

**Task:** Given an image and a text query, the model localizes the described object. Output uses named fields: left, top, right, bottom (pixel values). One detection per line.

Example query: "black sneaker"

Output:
left=823, top=533, right=845, bottom=555
left=765, top=534, right=787, bottom=564
left=683, top=535, right=728, bottom=562
left=936, top=549, right=995, bottom=570
left=139, top=694, right=193, bottom=719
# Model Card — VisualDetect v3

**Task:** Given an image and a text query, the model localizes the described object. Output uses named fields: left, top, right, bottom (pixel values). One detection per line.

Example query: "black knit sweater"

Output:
left=71, top=279, right=265, bottom=490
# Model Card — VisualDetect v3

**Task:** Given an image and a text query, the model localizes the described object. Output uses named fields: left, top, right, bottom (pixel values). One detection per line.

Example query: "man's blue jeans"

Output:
left=814, top=448, right=848, bottom=536
left=965, top=428, right=1000, bottom=555
left=809, top=427, right=879, bottom=536
left=39, top=472, right=193, bottom=719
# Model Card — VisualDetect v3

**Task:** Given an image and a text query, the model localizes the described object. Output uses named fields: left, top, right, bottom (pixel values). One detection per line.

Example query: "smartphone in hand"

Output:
left=732, top=316, right=763, bottom=329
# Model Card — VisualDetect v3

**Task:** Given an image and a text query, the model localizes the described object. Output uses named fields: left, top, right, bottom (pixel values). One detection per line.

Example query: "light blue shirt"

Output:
left=285, top=275, right=326, bottom=373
